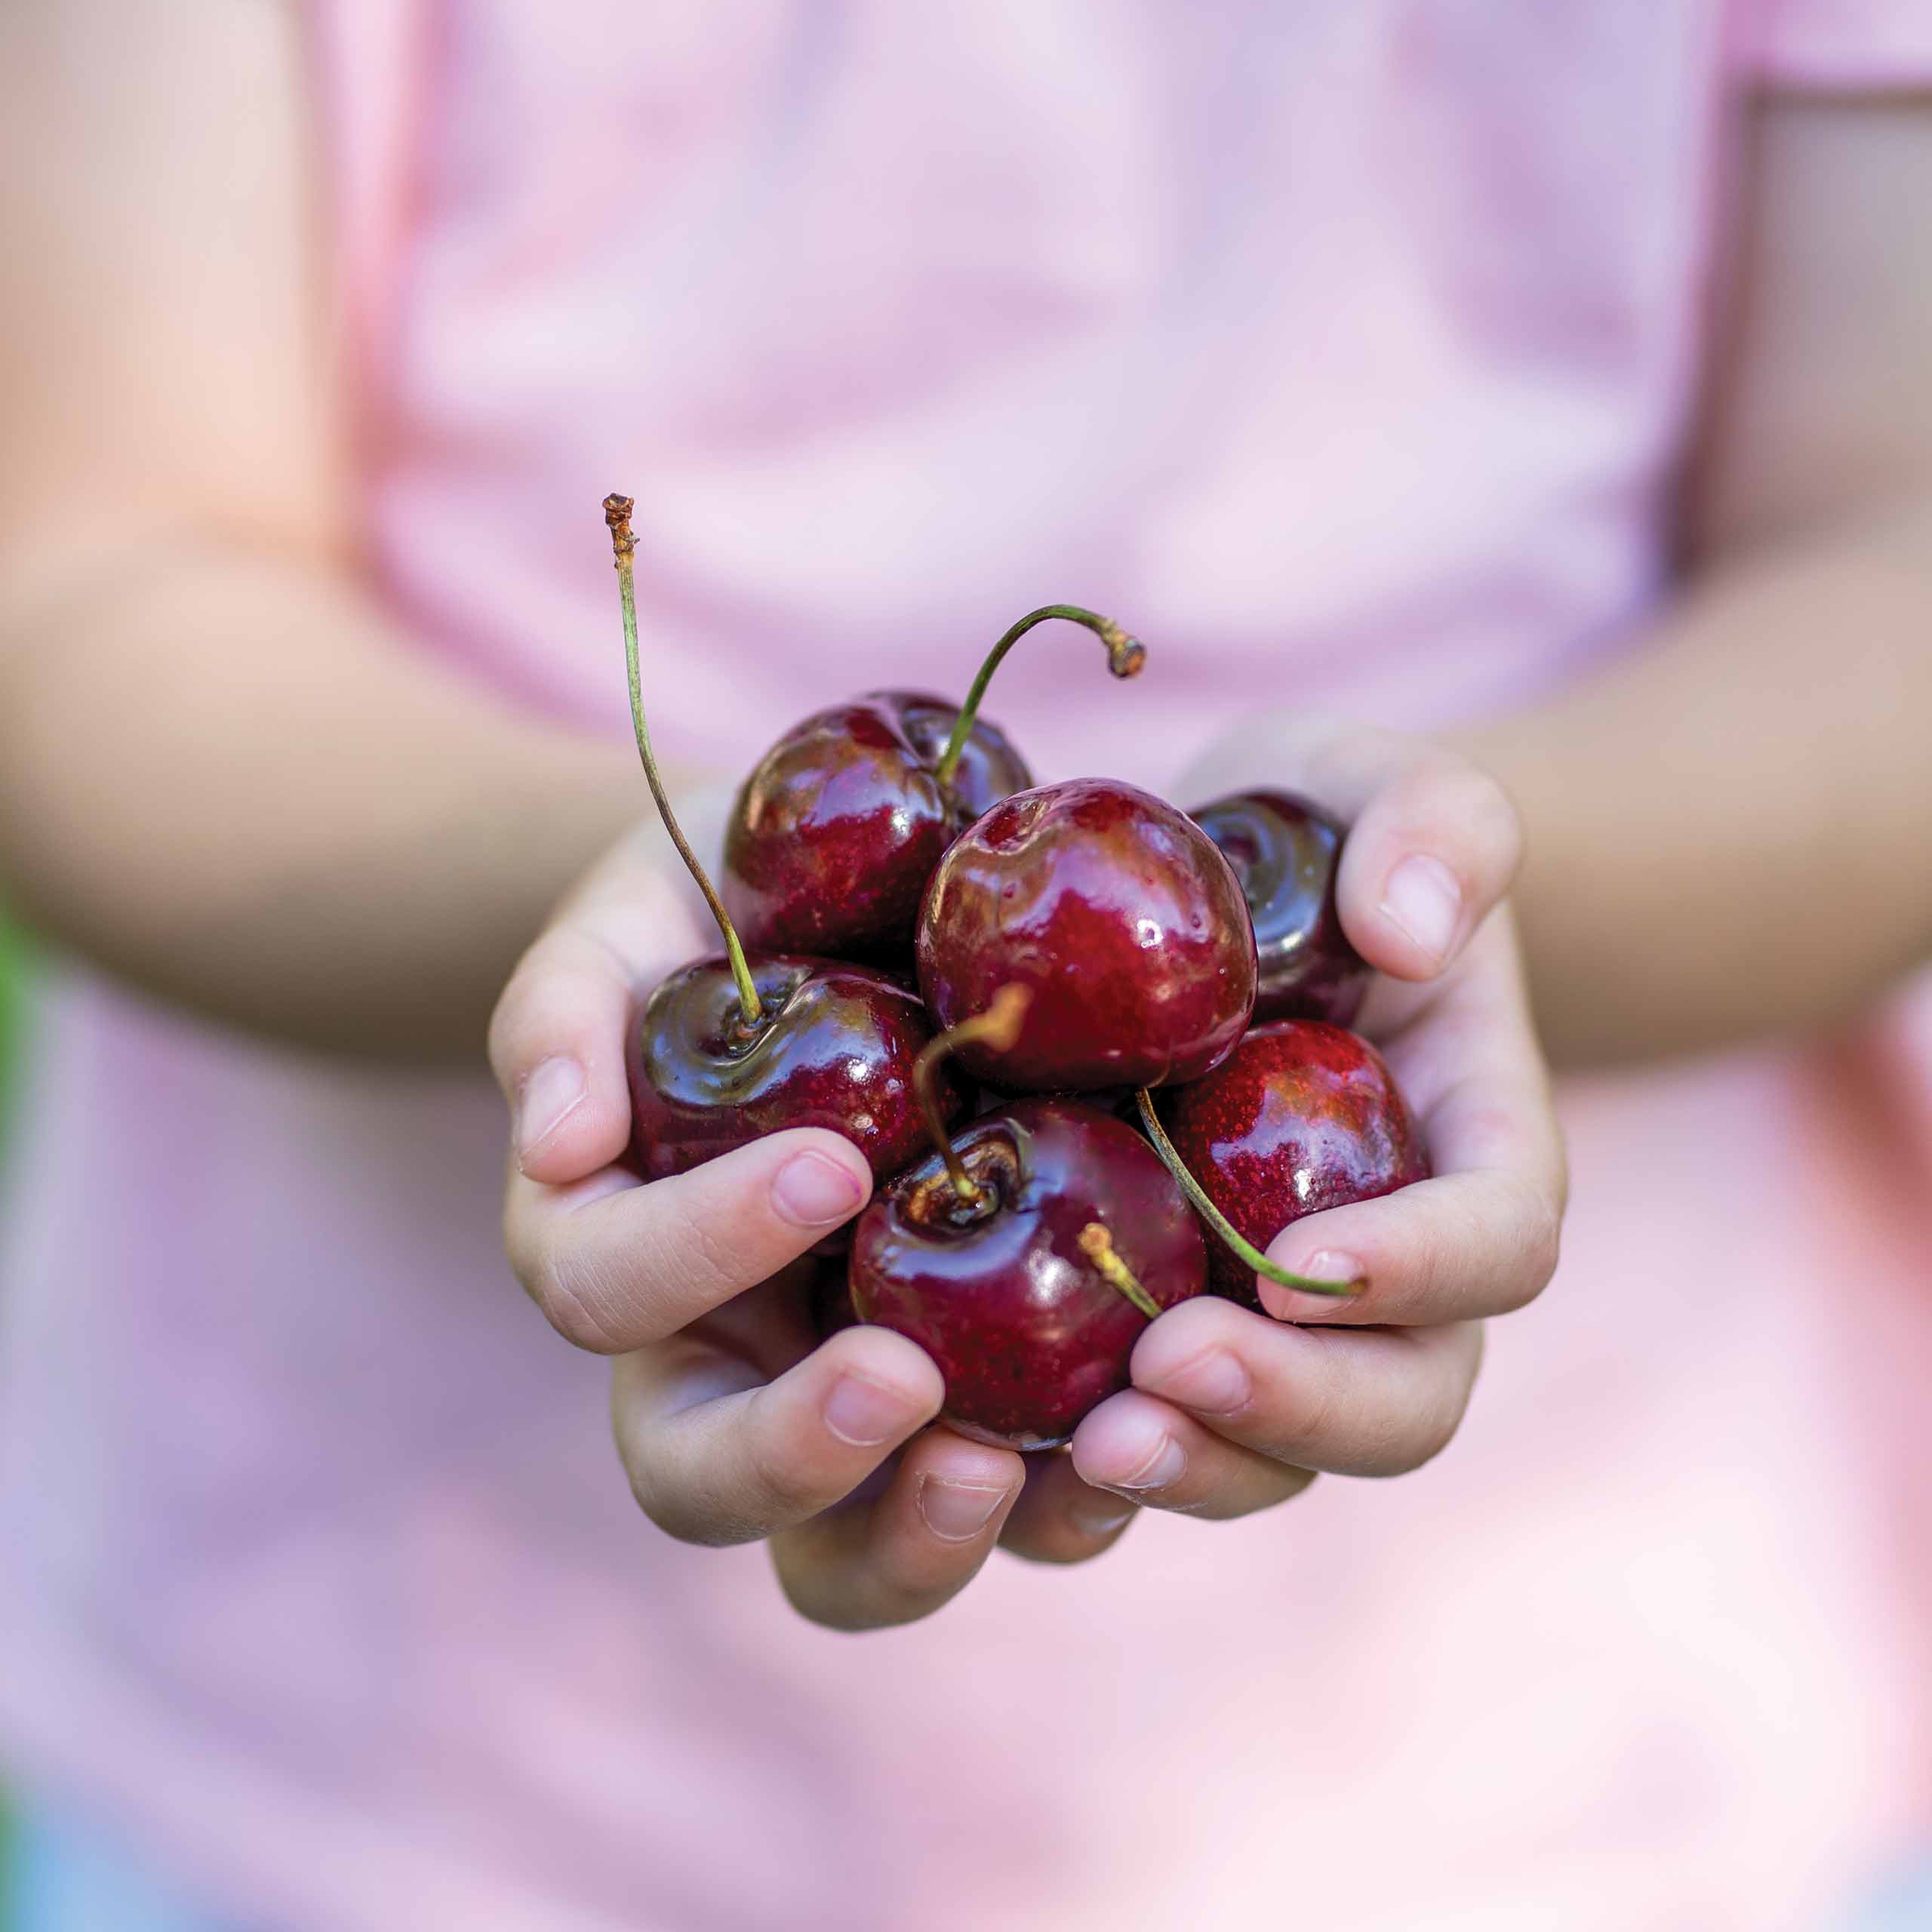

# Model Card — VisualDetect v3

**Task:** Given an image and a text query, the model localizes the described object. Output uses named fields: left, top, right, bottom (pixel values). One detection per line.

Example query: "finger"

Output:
left=1321, top=737, right=1524, bottom=982
left=504, top=1128, right=872, bottom=1353
left=1127, top=1296, right=1484, bottom=1477
left=488, top=838, right=705, bottom=1183
left=1260, top=918, right=1566, bottom=1326
left=1069, top=1391, right=1318, bottom=1519
left=997, top=1449, right=1140, bottom=1564
left=770, top=1426, right=1026, bottom=1631
left=610, top=1322, right=943, bottom=1546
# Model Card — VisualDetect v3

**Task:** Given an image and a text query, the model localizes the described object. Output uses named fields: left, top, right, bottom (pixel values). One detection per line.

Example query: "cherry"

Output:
left=1191, top=789, right=1369, bottom=1026
left=849, top=992, right=1207, bottom=1449
left=603, top=496, right=962, bottom=1183
left=722, top=607, right=1144, bottom=961
left=916, top=778, right=1257, bottom=1091
left=1141, top=1020, right=1428, bottom=1309
left=628, top=955, right=959, bottom=1183
left=722, top=692, right=1029, bottom=960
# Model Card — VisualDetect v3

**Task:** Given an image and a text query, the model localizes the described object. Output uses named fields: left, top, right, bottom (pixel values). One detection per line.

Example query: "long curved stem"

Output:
left=911, top=986, right=1032, bottom=1204
left=933, top=605, right=1146, bottom=792
left=1078, top=1224, right=1161, bottom=1321
left=605, top=494, right=762, bottom=1028
left=1134, top=1090, right=1362, bottom=1299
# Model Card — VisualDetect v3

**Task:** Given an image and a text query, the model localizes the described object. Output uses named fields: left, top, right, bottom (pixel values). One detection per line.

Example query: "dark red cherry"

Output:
left=627, top=955, right=963, bottom=1183
left=1191, top=789, right=1369, bottom=1026
left=916, top=778, right=1258, bottom=1091
left=721, top=691, right=1029, bottom=960
left=849, top=1097, right=1207, bottom=1449
left=1158, top=1021, right=1428, bottom=1308
left=721, top=606, right=1146, bottom=962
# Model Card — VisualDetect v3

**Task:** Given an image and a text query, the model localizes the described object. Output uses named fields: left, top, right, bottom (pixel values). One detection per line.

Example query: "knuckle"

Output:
left=1411, top=1367, right=1478, bottom=1471
left=741, top=1417, right=829, bottom=1527
left=659, top=1187, right=761, bottom=1300
left=1500, top=1173, right=1563, bottom=1309
left=621, top=1457, right=680, bottom=1537
left=1375, top=1331, right=1481, bottom=1478
left=771, top=1552, right=890, bottom=1632
left=1004, top=1533, right=1114, bottom=1567
left=1258, top=1344, right=1342, bottom=1463
left=531, top=1244, right=627, bottom=1354
left=629, top=1451, right=764, bottom=1549
left=1447, top=763, right=1524, bottom=859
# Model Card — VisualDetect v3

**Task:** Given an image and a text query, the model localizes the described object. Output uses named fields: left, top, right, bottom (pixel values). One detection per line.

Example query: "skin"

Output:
left=2, top=5, right=1929, bottom=1622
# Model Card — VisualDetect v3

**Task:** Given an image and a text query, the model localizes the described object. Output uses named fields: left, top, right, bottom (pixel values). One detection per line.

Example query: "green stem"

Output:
left=1134, top=1090, right=1363, bottom=1299
left=910, top=986, right=1032, bottom=1204
left=605, top=494, right=762, bottom=1029
left=933, top=605, right=1146, bottom=792
left=1078, top=1224, right=1162, bottom=1321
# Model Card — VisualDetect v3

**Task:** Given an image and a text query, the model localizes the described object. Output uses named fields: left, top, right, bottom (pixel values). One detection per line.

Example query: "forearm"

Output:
left=0, top=538, right=645, bottom=1062
left=1452, top=494, right=1932, bottom=1068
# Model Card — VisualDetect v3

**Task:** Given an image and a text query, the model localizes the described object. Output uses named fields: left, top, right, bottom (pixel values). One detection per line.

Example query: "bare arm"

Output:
left=1454, top=93, right=1932, bottom=1066
left=0, top=1, right=641, bottom=1060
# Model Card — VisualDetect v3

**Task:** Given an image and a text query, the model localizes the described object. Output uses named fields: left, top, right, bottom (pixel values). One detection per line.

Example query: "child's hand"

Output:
left=491, top=726, right=1562, bottom=1626
left=491, top=822, right=1032, bottom=1630
left=1065, top=723, right=1564, bottom=1519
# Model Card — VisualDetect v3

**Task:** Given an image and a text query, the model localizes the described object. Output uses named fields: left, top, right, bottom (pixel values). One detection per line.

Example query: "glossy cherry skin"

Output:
left=849, top=1099, right=1207, bottom=1449
left=916, top=779, right=1258, bottom=1091
left=627, top=954, right=965, bottom=1183
left=1160, top=1020, right=1428, bottom=1308
left=1191, top=789, right=1369, bottom=1026
left=722, top=691, right=1031, bottom=961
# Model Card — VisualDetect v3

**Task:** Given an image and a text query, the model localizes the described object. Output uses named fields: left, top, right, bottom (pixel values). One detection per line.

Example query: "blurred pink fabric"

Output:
left=5, top=5, right=1932, bottom=1927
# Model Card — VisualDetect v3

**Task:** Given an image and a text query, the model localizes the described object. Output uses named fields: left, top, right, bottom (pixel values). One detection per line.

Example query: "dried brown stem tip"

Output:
left=603, top=492, right=636, bottom=558
left=1096, top=619, right=1146, bottom=678
left=934, top=606, right=1149, bottom=791
left=605, top=490, right=763, bottom=1026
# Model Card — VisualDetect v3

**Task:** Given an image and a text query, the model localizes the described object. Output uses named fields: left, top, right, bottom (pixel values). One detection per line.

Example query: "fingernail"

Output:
left=771, top=1150, right=866, bottom=1227
left=1380, top=854, right=1461, bottom=964
left=1106, top=1432, right=1186, bottom=1494
left=1072, top=1496, right=1137, bottom=1538
left=823, top=1374, right=914, bottom=1447
left=1149, top=1348, right=1251, bottom=1417
left=917, top=1476, right=1012, bottom=1542
left=517, top=1055, right=586, bottom=1163
left=1262, top=1249, right=1367, bottom=1321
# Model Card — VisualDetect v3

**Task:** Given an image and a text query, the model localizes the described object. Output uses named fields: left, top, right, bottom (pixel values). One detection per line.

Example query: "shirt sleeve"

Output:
left=1742, top=0, right=1932, bottom=89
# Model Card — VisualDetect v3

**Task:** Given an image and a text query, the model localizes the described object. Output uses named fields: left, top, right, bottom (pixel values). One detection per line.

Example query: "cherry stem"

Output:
left=1134, top=1090, right=1363, bottom=1299
left=933, top=605, right=1146, bottom=793
left=1078, top=1224, right=1161, bottom=1322
left=605, top=494, right=762, bottom=1029
left=911, top=986, right=1033, bottom=1204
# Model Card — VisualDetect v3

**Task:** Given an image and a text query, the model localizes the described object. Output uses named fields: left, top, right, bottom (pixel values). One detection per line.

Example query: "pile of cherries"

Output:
left=605, top=497, right=1427, bottom=1451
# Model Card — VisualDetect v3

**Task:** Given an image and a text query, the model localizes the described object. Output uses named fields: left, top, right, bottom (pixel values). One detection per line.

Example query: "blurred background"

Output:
left=5, top=7, right=1932, bottom=1932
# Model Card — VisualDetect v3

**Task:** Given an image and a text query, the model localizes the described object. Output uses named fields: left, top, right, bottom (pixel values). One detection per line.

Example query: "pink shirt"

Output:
left=5, top=5, right=1932, bottom=1927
